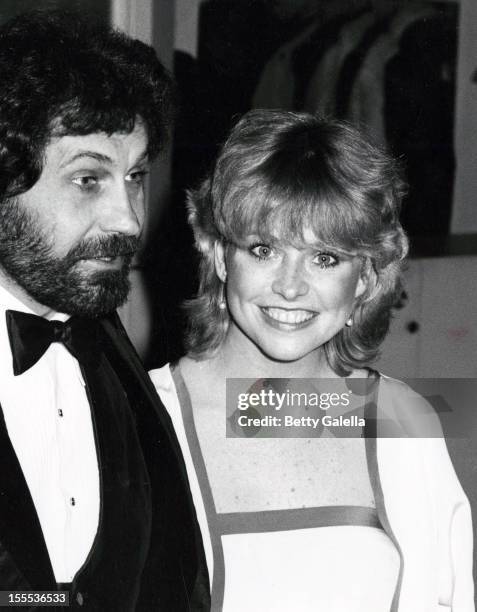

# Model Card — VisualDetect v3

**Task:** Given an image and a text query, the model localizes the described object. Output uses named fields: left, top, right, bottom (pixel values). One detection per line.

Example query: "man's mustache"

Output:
left=66, top=234, right=141, bottom=263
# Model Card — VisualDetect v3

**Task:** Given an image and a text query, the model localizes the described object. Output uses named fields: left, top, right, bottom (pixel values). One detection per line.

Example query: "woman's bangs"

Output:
left=270, top=198, right=358, bottom=253
left=215, top=183, right=288, bottom=245
left=217, top=169, right=376, bottom=255
left=238, top=190, right=368, bottom=255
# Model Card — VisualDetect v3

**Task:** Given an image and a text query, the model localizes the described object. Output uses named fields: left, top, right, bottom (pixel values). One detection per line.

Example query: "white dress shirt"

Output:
left=0, top=284, right=100, bottom=583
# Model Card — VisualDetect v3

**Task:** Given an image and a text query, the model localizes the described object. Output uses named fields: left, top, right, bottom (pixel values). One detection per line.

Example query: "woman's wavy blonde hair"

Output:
left=184, top=110, right=408, bottom=375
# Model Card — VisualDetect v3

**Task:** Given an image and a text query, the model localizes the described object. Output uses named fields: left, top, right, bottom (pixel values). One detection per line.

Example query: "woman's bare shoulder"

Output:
left=377, top=373, right=443, bottom=437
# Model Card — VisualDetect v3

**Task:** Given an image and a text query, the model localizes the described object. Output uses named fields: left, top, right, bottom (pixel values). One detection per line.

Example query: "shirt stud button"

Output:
left=70, top=497, right=76, bottom=506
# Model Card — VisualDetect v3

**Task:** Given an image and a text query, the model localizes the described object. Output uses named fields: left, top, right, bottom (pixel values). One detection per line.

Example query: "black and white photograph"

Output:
left=0, top=0, right=476, bottom=610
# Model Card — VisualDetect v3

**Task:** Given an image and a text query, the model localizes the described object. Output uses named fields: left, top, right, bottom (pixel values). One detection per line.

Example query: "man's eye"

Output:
left=72, top=175, right=98, bottom=188
left=126, top=170, right=148, bottom=184
left=250, top=244, right=274, bottom=260
left=314, top=252, right=339, bottom=268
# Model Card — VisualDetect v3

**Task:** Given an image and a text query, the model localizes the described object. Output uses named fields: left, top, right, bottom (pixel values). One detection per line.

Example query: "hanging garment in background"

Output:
left=385, top=10, right=458, bottom=235
left=251, top=4, right=457, bottom=236
left=346, top=5, right=435, bottom=143
left=252, top=20, right=320, bottom=110
left=291, top=11, right=368, bottom=110
left=303, top=11, right=375, bottom=117
left=252, top=11, right=366, bottom=111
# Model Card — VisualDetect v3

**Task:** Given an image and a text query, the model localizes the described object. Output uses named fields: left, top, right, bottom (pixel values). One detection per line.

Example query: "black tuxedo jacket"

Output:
left=0, top=313, right=210, bottom=610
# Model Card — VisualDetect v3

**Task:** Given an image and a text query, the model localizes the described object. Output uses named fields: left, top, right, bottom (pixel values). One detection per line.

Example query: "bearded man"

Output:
left=0, top=10, right=209, bottom=610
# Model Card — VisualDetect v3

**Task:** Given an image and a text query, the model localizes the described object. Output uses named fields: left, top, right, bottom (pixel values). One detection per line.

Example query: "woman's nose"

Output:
left=271, top=259, right=309, bottom=300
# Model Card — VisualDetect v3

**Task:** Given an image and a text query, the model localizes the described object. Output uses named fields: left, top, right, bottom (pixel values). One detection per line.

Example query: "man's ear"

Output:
left=214, top=240, right=227, bottom=282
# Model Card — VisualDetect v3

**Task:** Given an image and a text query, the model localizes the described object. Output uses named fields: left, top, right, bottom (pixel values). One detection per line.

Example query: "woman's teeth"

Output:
left=262, top=307, right=315, bottom=324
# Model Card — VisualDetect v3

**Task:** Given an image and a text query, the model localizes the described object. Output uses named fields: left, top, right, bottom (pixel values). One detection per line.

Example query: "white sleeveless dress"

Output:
left=150, top=364, right=401, bottom=611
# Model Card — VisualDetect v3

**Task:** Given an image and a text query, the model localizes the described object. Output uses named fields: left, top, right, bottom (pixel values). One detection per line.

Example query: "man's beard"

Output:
left=0, top=198, right=140, bottom=317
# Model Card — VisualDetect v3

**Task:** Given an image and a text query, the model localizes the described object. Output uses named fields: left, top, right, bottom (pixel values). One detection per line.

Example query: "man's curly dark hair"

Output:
left=0, top=10, right=174, bottom=203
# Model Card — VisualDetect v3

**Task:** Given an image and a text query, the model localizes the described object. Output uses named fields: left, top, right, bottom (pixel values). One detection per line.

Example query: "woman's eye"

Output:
left=250, top=244, right=274, bottom=260
left=72, top=175, right=98, bottom=188
left=314, top=252, right=338, bottom=268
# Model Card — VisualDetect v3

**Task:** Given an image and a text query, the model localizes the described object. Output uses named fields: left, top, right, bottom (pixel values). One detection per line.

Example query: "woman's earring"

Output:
left=345, top=315, right=353, bottom=328
left=218, top=282, right=227, bottom=310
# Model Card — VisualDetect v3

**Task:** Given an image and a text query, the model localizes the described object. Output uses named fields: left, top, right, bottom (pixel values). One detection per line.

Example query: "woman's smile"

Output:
left=216, top=237, right=366, bottom=364
left=260, top=306, right=318, bottom=330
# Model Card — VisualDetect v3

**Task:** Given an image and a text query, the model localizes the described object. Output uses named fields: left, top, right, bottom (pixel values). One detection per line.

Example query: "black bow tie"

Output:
left=6, top=309, right=102, bottom=376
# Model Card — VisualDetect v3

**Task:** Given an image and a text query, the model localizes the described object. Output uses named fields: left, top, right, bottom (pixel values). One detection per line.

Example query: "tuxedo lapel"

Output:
left=0, top=405, right=55, bottom=590
left=100, top=313, right=191, bottom=478
left=99, top=313, right=210, bottom=609
left=0, top=312, right=209, bottom=608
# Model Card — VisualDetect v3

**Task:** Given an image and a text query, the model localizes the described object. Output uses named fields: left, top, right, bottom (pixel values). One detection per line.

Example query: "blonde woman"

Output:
left=151, top=110, right=473, bottom=611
